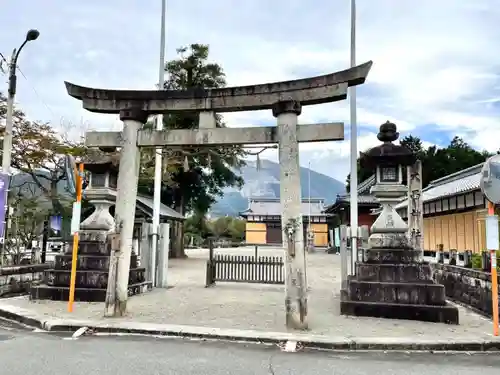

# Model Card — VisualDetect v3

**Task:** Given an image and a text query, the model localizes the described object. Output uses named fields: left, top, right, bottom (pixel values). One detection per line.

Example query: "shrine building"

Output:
left=324, top=175, right=379, bottom=228
left=240, top=197, right=329, bottom=247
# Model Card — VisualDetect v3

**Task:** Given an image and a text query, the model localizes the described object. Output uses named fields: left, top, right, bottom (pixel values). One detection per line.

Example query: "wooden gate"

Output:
left=205, top=254, right=284, bottom=287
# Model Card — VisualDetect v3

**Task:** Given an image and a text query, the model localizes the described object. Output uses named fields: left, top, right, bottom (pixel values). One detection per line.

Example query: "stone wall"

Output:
left=432, top=263, right=500, bottom=319
left=0, top=264, right=51, bottom=297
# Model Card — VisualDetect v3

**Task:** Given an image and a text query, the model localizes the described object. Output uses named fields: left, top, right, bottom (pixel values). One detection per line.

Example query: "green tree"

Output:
left=227, top=218, right=245, bottom=242
left=0, top=92, right=87, bottom=217
left=205, top=216, right=245, bottom=243
left=4, top=185, right=50, bottom=264
left=138, top=44, right=245, bottom=258
left=208, top=217, right=232, bottom=239
left=183, top=212, right=212, bottom=246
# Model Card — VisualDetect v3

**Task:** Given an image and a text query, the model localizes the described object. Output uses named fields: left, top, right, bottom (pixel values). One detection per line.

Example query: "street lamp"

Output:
left=0, top=29, right=40, bottom=264
left=3, top=28, right=40, bottom=173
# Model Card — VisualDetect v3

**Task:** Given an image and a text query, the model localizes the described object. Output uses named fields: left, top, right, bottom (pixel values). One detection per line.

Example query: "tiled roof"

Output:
left=395, top=163, right=483, bottom=209
left=105, top=189, right=185, bottom=220
left=136, top=194, right=186, bottom=220
left=324, top=175, right=378, bottom=212
left=241, top=197, right=327, bottom=216
left=334, top=195, right=378, bottom=204
left=357, top=175, right=376, bottom=194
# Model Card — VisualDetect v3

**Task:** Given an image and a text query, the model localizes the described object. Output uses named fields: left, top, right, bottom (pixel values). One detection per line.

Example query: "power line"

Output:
left=0, top=53, right=7, bottom=75
left=16, top=66, right=55, bottom=118
left=0, top=51, right=55, bottom=118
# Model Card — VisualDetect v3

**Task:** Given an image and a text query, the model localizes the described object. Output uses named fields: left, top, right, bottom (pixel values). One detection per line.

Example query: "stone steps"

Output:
left=340, top=298, right=459, bottom=324
left=30, top=281, right=152, bottom=302
left=54, top=254, right=138, bottom=270
left=364, top=248, right=422, bottom=263
left=44, top=268, right=146, bottom=288
left=355, top=262, right=433, bottom=283
left=348, top=280, right=446, bottom=305
left=76, top=241, right=111, bottom=255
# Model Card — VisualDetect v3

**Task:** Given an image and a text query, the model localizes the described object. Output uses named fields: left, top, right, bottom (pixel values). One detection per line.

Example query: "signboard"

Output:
left=486, top=215, right=499, bottom=251
left=70, top=202, right=81, bottom=235
left=0, top=173, right=10, bottom=241
left=480, top=155, right=500, bottom=204
left=334, top=227, right=340, bottom=247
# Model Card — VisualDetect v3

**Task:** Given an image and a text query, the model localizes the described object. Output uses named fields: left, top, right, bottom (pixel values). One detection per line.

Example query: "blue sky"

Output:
left=1, top=0, right=500, bottom=182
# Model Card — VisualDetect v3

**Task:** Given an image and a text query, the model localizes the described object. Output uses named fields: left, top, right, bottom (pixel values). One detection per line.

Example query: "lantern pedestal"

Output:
left=30, top=158, right=152, bottom=302
left=340, top=121, right=459, bottom=324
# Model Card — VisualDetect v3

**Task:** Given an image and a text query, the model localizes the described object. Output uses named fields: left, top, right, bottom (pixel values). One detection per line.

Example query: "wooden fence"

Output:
left=205, top=254, right=284, bottom=287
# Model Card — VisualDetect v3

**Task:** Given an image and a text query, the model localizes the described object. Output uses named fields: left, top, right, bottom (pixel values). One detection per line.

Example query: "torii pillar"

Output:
left=110, top=108, right=148, bottom=316
left=64, top=60, right=373, bottom=328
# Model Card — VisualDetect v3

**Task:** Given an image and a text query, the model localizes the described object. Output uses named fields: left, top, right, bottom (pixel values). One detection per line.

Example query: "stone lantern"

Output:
left=79, top=154, right=119, bottom=231
left=340, top=121, right=459, bottom=324
left=30, top=152, right=151, bottom=302
left=360, top=121, right=415, bottom=240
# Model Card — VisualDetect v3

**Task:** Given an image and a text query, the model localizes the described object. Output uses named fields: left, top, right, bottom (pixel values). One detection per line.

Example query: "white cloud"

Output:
left=1, top=0, right=499, bottom=184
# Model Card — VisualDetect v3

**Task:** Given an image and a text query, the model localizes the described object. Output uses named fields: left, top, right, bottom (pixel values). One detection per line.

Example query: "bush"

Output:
left=471, top=253, right=482, bottom=270
left=470, top=251, right=500, bottom=272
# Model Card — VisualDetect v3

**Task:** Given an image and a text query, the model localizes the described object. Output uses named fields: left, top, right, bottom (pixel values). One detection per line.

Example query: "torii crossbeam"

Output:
left=65, top=60, right=373, bottom=329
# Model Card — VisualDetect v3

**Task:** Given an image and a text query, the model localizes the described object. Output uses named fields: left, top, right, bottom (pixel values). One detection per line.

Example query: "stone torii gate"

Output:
left=65, top=61, right=372, bottom=329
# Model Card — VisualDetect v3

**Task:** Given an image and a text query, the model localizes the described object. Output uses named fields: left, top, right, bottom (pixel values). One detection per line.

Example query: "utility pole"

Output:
left=348, top=0, right=358, bottom=275
left=0, top=29, right=40, bottom=265
left=307, top=161, right=313, bottom=252
left=151, top=0, right=167, bottom=287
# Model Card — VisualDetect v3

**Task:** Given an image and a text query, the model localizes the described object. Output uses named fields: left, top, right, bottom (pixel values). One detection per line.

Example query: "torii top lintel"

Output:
left=64, top=61, right=372, bottom=114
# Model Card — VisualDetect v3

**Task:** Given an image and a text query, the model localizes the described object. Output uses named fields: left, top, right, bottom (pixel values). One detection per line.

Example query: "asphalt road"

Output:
left=1, top=318, right=500, bottom=375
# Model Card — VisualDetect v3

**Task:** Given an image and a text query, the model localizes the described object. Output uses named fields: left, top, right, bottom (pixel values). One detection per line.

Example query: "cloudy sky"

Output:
left=1, top=0, right=499, bottom=183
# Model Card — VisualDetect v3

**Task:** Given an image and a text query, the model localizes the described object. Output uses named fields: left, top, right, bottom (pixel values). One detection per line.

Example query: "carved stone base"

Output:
left=355, top=262, right=433, bottom=283
left=341, top=240, right=458, bottom=324
left=30, top=229, right=152, bottom=302
left=365, top=248, right=423, bottom=263
left=370, top=204, right=408, bottom=234
left=368, top=233, right=411, bottom=249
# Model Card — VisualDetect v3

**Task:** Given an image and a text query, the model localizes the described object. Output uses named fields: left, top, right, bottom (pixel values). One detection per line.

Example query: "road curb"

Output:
left=1, top=303, right=499, bottom=351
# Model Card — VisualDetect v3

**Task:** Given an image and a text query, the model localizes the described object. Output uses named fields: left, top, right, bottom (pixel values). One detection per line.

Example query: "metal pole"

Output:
left=151, top=0, right=167, bottom=287
left=1, top=29, right=39, bottom=264
left=308, top=161, right=311, bottom=228
left=340, top=225, right=348, bottom=292
left=308, top=161, right=312, bottom=250
left=487, top=201, right=499, bottom=336
left=349, top=0, right=358, bottom=274
left=68, top=163, right=84, bottom=312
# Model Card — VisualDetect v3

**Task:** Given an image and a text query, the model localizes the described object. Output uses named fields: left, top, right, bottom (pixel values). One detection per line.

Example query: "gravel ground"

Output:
left=0, top=246, right=497, bottom=340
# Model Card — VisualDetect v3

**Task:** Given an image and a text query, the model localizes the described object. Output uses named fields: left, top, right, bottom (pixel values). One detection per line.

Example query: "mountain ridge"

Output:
left=210, top=159, right=345, bottom=217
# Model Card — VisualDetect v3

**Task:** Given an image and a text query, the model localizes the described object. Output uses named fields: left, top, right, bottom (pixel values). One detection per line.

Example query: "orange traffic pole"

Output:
left=487, top=201, right=499, bottom=336
left=68, top=163, right=84, bottom=313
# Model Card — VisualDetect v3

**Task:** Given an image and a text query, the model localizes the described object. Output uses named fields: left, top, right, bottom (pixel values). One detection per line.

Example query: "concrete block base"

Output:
left=340, top=298, right=459, bottom=324
left=348, top=280, right=446, bottom=305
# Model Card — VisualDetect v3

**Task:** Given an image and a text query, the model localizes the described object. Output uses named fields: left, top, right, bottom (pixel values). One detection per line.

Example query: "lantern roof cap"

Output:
left=360, top=121, right=416, bottom=168
left=83, top=151, right=120, bottom=173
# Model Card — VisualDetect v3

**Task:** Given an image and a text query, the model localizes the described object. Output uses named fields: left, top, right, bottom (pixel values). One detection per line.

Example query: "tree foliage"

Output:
left=183, top=214, right=246, bottom=247
left=3, top=185, right=50, bottom=264
left=346, top=135, right=492, bottom=192
left=138, top=44, right=245, bottom=258
left=0, top=92, right=87, bottom=216
left=161, top=44, right=244, bottom=212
